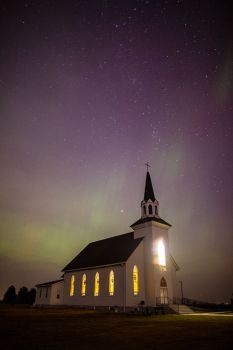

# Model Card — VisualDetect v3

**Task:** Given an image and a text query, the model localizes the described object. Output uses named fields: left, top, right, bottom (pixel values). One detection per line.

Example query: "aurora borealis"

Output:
left=1, top=1, right=232, bottom=302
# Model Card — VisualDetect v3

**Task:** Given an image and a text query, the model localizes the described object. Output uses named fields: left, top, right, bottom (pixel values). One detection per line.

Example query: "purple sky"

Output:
left=1, top=0, right=233, bottom=302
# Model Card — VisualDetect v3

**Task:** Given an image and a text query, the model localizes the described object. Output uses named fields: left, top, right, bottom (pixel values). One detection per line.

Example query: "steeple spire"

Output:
left=144, top=171, right=155, bottom=202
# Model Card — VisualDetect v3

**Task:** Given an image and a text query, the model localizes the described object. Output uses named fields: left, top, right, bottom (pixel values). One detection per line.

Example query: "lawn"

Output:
left=1, top=306, right=233, bottom=349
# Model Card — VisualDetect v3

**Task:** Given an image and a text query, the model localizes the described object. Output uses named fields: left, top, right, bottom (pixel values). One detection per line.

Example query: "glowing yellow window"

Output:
left=94, top=272, right=99, bottom=296
left=109, top=270, right=114, bottom=296
left=81, top=274, right=86, bottom=296
left=70, top=275, right=75, bottom=296
left=133, top=265, right=139, bottom=296
left=158, top=240, right=166, bottom=266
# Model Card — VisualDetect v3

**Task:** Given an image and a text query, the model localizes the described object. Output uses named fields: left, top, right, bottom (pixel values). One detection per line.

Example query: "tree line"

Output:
left=2, top=285, right=36, bottom=305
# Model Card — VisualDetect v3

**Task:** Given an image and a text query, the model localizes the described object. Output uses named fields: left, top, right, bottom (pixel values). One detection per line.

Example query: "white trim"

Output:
left=64, top=262, right=125, bottom=273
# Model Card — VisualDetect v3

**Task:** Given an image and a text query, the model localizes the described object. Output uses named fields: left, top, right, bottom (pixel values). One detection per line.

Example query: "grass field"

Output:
left=1, top=306, right=233, bottom=350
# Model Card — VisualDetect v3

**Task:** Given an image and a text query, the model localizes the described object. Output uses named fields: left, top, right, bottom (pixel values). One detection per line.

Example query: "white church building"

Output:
left=35, top=171, right=180, bottom=310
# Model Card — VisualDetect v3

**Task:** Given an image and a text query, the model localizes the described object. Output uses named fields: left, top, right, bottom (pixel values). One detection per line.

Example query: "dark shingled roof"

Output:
left=35, top=279, right=63, bottom=287
left=62, top=232, right=143, bottom=272
left=144, top=171, right=156, bottom=201
left=131, top=216, right=171, bottom=228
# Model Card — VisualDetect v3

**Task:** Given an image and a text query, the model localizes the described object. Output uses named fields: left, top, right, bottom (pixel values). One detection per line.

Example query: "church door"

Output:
left=160, top=277, right=168, bottom=304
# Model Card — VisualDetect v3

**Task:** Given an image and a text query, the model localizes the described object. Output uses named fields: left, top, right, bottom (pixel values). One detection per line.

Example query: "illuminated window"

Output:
left=81, top=274, right=86, bottom=296
left=109, top=270, right=114, bottom=296
left=94, top=272, right=99, bottom=296
left=148, top=204, right=153, bottom=215
left=158, top=240, right=166, bottom=266
left=133, top=265, right=139, bottom=296
left=70, top=275, right=75, bottom=296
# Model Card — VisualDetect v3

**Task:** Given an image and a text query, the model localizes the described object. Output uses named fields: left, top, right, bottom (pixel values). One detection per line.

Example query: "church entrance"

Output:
left=160, top=277, right=168, bottom=304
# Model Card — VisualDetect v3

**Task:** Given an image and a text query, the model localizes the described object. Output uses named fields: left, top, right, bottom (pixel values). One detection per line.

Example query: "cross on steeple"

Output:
left=145, top=162, right=150, bottom=172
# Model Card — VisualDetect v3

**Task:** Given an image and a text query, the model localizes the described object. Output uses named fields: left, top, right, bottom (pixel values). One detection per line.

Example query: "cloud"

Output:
left=0, top=255, right=62, bottom=299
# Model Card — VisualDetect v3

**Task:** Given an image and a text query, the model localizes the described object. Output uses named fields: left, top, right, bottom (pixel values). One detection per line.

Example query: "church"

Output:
left=35, top=171, right=180, bottom=310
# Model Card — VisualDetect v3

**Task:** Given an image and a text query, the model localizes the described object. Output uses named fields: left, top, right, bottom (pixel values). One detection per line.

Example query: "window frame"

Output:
left=94, top=272, right=100, bottom=297
left=133, top=265, right=139, bottom=296
left=70, top=275, right=75, bottom=297
left=109, top=270, right=114, bottom=296
left=81, top=273, right=86, bottom=296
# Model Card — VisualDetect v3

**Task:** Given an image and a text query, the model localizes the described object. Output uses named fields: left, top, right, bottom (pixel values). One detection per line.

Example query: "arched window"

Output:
left=160, top=277, right=168, bottom=304
left=81, top=274, right=86, bottom=296
left=94, top=272, right=99, bottom=296
left=160, top=277, right=167, bottom=287
left=148, top=204, right=153, bottom=215
left=70, top=275, right=75, bottom=296
left=158, top=240, right=166, bottom=266
left=109, top=270, right=114, bottom=296
left=133, top=265, right=139, bottom=296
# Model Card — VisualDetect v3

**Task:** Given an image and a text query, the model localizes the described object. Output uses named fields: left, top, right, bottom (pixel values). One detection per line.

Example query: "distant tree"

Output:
left=17, top=286, right=29, bottom=304
left=3, top=285, right=17, bottom=304
left=27, top=288, right=36, bottom=305
left=3, top=285, right=37, bottom=305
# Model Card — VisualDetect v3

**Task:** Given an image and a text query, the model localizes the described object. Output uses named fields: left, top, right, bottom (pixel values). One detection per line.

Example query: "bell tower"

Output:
left=130, top=168, right=177, bottom=307
left=131, top=169, right=171, bottom=239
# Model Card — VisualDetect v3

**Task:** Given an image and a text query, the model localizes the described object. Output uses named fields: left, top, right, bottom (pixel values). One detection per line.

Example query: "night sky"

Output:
left=1, top=0, right=233, bottom=302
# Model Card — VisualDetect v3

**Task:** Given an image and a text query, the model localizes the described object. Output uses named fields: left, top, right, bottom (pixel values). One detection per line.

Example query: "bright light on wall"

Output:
left=158, top=240, right=166, bottom=266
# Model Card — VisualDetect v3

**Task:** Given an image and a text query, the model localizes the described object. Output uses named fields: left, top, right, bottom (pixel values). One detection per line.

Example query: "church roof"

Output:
left=131, top=216, right=171, bottom=228
left=144, top=171, right=156, bottom=201
left=62, top=232, right=143, bottom=272
left=35, top=279, right=63, bottom=287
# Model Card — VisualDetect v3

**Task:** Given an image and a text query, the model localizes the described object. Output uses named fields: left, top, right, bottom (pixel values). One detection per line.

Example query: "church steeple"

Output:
left=141, top=171, right=159, bottom=218
left=131, top=167, right=171, bottom=230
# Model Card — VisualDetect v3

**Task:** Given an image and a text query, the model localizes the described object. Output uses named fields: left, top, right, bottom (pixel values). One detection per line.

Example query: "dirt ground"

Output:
left=1, top=306, right=233, bottom=349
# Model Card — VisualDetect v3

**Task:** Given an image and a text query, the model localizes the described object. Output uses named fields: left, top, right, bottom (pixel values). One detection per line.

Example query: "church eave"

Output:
left=35, top=278, right=64, bottom=287
left=131, top=216, right=171, bottom=228
left=62, top=261, right=126, bottom=273
left=170, top=255, right=180, bottom=271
